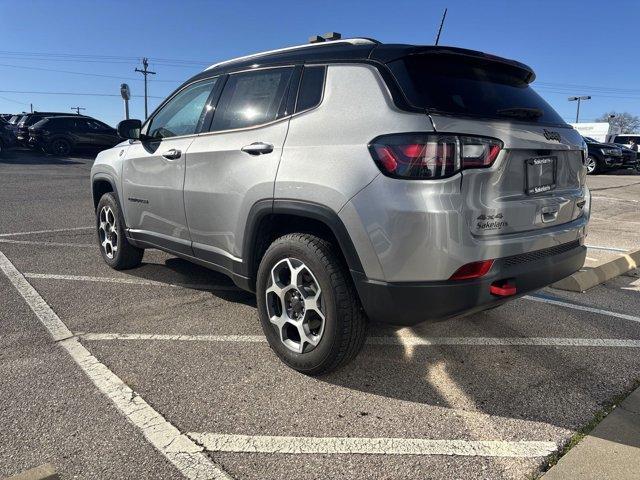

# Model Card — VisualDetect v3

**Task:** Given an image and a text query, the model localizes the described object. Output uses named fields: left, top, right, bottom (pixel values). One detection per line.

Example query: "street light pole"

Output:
left=568, top=96, right=591, bottom=123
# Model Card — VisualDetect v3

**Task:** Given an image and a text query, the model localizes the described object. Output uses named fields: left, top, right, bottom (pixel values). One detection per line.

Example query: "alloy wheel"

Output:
left=98, top=206, right=118, bottom=259
left=52, top=139, right=71, bottom=156
left=265, top=258, right=325, bottom=354
left=585, top=156, right=596, bottom=174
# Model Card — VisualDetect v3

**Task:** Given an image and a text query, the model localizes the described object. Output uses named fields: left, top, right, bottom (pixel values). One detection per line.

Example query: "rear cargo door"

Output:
left=386, top=51, right=588, bottom=237
left=431, top=115, right=586, bottom=237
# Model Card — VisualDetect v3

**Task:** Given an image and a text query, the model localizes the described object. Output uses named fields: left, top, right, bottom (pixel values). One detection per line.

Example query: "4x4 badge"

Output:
left=543, top=129, right=561, bottom=142
left=477, top=213, right=504, bottom=221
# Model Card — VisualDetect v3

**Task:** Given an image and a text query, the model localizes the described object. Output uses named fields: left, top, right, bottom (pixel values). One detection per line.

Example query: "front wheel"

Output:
left=256, top=233, right=367, bottom=375
left=96, top=193, right=144, bottom=270
left=585, top=156, right=603, bottom=175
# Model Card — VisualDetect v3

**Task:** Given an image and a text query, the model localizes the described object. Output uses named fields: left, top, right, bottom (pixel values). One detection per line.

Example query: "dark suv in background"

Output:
left=16, top=112, right=78, bottom=145
left=29, top=116, right=121, bottom=156
left=583, top=136, right=624, bottom=174
left=0, top=116, right=17, bottom=155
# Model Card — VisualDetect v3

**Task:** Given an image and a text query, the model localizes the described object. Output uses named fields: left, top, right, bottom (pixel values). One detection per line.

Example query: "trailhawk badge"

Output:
left=476, top=213, right=508, bottom=231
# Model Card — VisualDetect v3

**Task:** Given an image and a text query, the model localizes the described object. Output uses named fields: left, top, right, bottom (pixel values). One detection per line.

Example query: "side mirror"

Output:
left=117, top=119, right=142, bottom=140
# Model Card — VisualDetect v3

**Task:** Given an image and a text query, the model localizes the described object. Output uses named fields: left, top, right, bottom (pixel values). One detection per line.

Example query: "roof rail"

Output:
left=204, top=38, right=379, bottom=71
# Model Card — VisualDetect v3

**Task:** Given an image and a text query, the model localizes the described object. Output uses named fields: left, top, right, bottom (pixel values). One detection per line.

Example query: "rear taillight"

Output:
left=368, top=133, right=503, bottom=179
left=449, top=259, right=494, bottom=280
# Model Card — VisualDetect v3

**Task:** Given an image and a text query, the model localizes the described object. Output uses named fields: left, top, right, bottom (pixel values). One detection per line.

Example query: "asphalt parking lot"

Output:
left=1, top=148, right=640, bottom=480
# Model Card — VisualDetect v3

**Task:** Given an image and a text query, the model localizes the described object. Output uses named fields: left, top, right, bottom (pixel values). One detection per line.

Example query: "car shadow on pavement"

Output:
left=126, top=257, right=256, bottom=306
left=0, top=151, right=84, bottom=165
left=320, top=308, right=640, bottom=432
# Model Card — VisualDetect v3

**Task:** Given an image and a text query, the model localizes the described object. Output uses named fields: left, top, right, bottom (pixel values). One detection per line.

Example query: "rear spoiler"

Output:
left=370, top=44, right=536, bottom=84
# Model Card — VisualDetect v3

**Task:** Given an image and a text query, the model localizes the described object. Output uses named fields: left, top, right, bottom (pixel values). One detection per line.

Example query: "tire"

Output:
left=586, top=155, right=603, bottom=175
left=96, top=192, right=144, bottom=270
left=256, top=233, right=367, bottom=375
left=47, top=137, right=72, bottom=156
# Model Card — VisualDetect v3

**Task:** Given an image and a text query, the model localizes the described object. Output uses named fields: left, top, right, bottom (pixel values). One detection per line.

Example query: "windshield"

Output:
left=388, top=54, right=565, bottom=125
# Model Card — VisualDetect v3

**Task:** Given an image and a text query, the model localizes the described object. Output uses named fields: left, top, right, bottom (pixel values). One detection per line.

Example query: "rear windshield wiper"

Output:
left=496, top=107, right=543, bottom=119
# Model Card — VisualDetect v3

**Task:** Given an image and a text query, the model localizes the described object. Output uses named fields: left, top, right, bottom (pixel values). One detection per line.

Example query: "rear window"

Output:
left=388, top=54, right=565, bottom=125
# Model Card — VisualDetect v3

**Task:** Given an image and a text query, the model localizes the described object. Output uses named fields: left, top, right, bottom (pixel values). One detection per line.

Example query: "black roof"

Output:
left=186, top=39, right=535, bottom=84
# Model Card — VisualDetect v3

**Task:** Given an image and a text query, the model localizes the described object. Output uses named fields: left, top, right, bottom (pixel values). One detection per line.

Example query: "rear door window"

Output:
left=388, top=54, right=565, bottom=125
left=210, top=67, right=294, bottom=132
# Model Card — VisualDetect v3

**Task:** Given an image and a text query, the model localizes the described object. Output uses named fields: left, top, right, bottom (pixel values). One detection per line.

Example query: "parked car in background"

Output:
left=0, top=116, right=17, bottom=155
left=583, top=136, right=623, bottom=174
left=29, top=116, right=121, bottom=156
left=611, top=134, right=640, bottom=163
left=611, top=134, right=640, bottom=150
left=619, top=145, right=640, bottom=171
left=6, top=114, right=25, bottom=135
left=584, top=136, right=638, bottom=172
left=16, top=112, right=81, bottom=145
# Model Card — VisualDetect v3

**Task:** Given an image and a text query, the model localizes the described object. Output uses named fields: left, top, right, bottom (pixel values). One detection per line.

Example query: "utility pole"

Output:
left=71, top=106, right=86, bottom=115
left=435, top=8, right=448, bottom=45
left=568, top=96, right=591, bottom=123
left=135, top=57, right=156, bottom=119
left=30, top=103, right=33, bottom=113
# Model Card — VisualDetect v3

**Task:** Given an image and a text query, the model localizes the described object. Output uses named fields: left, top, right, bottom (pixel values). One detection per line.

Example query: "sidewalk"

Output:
left=542, top=385, right=640, bottom=479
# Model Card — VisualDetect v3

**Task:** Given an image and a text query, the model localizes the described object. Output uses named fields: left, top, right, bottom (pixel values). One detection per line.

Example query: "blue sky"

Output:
left=1, top=0, right=639, bottom=126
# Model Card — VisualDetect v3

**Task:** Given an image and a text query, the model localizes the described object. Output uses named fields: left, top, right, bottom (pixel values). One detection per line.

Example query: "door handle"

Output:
left=162, top=148, right=182, bottom=160
left=241, top=142, right=274, bottom=155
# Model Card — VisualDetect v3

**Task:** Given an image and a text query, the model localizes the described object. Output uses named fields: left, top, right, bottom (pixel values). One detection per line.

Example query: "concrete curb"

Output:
left=552, top=248, right=640, bottom=292
left=3, top=464, right=59, bottom=480
left=542, top=383, right=640, bottom=480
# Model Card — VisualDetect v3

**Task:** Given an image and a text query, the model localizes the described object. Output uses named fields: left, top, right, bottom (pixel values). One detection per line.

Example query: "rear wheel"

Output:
left=48, top=138, right=72, bottom=156
left=256, top=233, right=367, bottom=375
left=585, top=156, right=603, bottom=175
left=96, top=193, right=144, bottom=270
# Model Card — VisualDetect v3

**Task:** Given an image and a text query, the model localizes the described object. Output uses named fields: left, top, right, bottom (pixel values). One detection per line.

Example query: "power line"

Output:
left=0, top=50, right=210, bottom=66
left=0, top=94, right=28, bottom=105
left=0, top=63, right=182, bottom=83
left=0, top=89, right=164, bottom=99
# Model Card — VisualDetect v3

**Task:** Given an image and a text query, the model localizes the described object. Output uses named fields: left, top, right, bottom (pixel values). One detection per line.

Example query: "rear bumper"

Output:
left=353, top=241, right=586, bottom=325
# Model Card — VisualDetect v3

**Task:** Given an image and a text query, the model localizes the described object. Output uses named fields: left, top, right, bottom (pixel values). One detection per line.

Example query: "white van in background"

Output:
left=570, top=122, right=621, bottom=143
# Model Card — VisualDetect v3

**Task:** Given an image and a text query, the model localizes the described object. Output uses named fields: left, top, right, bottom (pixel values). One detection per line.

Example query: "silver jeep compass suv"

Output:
left=91, top=37, right=589, bottom=374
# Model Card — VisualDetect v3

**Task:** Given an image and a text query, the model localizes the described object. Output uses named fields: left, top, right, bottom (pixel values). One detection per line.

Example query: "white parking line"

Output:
left=525, top=295, right=640, bottom=324
left=585, top=244, right=629, bottom=253
left=80, top=333, right=266, bottom=343
left=0, top=250, right=231, bottom=480
left=24, top=272, right=241, bottom=291
left=0, top=226, right=93, bottom=237
left=77, top=332, right=640, bottom=348
left=0, top=239, right=94, bottom=248
left=187, top=432, right=557, bottom=458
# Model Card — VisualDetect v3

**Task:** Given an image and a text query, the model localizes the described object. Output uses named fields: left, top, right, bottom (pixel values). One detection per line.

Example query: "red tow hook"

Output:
left=490, top=279, right=517, bottom=297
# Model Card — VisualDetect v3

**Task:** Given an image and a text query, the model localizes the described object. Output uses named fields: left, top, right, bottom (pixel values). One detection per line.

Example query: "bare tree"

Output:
left=595, top=111, right=640, bottom=133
